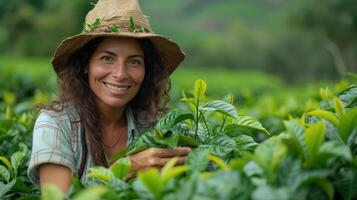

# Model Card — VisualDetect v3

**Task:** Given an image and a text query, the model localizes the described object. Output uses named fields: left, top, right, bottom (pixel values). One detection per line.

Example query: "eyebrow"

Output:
left=101, top=50, right=144, bottom=59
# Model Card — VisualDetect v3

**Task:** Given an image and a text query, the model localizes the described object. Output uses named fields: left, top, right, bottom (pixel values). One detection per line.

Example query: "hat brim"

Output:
left=51, top=32, right=185, bottom=75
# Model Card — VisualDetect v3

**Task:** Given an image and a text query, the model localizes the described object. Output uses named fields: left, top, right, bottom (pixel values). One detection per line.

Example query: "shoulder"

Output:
left=36, top=104, right=80, bottom=125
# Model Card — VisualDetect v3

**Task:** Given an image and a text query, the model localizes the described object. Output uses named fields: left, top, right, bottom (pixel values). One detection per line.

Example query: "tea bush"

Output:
left=0, top=76, right=356, bottom=200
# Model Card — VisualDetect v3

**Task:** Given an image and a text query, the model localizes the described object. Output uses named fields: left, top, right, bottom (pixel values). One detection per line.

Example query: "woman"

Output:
left=27, top=0, right=190, bottom=193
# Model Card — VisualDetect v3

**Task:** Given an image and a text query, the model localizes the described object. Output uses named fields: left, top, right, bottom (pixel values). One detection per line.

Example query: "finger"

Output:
left=156, top=147, right=191, bottom=158
left=154, top=156, right=187, bottom=168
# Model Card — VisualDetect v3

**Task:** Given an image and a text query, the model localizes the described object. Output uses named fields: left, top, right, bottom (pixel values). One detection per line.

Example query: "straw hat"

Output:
left=51, top=0, right=185, bottom=75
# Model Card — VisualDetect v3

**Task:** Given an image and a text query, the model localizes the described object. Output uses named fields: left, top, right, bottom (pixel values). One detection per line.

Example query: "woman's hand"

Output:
left=129, top=147, right=191, bottom=172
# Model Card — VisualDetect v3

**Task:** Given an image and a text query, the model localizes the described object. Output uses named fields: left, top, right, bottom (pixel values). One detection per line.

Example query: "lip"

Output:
left=102, top=81, right=132, bottom=95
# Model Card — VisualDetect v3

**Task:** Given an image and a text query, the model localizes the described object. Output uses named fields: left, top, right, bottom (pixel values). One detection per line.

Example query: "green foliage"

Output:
left=0, top=70, right=356, bottom=199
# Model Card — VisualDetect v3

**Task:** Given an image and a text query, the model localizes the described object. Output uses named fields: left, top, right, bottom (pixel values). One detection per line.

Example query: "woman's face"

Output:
left=88, top=37, right=145, bottom=110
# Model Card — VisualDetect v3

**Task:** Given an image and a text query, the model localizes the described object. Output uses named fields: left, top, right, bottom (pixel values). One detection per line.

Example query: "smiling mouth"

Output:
left=103, top=82, right=131, bottom=91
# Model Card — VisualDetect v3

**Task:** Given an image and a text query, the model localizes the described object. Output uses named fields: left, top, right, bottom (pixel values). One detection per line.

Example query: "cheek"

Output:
left=88, top=64, right=107, bottom=83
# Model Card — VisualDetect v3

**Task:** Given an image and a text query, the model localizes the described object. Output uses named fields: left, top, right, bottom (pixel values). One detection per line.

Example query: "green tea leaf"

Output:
left=111, top=157, right=131, bottom=180
left=306, top=110, right=339, bottom=127
left=138, top=168, right=163, bottom=200
left=159, top=133, right=180, bottom=148
left=161, top=158, right=189, bottom=184
left=333, top=97, right=345, bottom=117
left=161, top=165, right=188, bottom=185
left=225, top=116, right=269, bottom=135
left=194, top=79, right=206, bottom=100
left=233, top=135, right=258, bottom=151
left=319, top=141, right=352, bottom=161
left=203, top=135, right=235, bottom=156
left=42, top=184, right=64, bottom=200
left=0, top=156, right=13, bottom=174
left=0, top=179, right=16, bottom=198
left=252, top=186, right=291, bottom=200
left=178, top=135, right=199, bottom=147
left=156, top=110, right=194, bottom=133
left=3, top=90, right=16, bottom=105
left=0, top=165, right=10, bottom=182
left=254, top=137, right=287, bottom=178
left=283, top=120, right=307, bottom=158
left=87, top=166, right=113, bottom=183
left=109, top=148, right=128, bottom=162
left=338, top=107, right=357, bottom=143
left=305, top=122, right=325, bottom=160
left=208, top=155, right=230, bottom=171
left=338, top=84, right=357, bottom=108
left=72, top=186, right=107, bottom=200
left=11, top=151, right=25, bottom=176
left=200, top=100, right=238, bottom=119
left=186, top=147, right=210, bottom=172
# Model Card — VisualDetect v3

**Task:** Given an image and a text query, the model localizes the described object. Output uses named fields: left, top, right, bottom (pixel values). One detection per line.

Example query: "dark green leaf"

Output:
left=185, top=147, right=210, bottom=172
left=200, top=100, right=238, bottom=119
left=0, top=179, right=16, bottom=197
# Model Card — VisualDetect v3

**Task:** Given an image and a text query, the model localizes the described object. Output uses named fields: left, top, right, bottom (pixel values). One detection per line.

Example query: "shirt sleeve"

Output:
left=27, top=110, right=75, bottom=185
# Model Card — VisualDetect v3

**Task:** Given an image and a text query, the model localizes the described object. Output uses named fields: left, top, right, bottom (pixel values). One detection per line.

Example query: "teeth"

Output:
left=104, top=83, right=129, bottom=91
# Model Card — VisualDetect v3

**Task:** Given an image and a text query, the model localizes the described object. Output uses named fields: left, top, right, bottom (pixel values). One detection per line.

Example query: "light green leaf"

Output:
left=11, top=151, right=25, bottom=176
left=200, top=100, right=238, bottom=119
left=87, top=166, right=113, bottom=183
left=0, top=165, right=10, bottom=182
left=283, top=120, right=307, bottom=158
left=252, top=186, right=291, bottom=200
left=305, top=122, right=325, bottom=160
left=338, top=107, right=357, bottom=143
left=41, top=184, right=64, bottom=200
left=138, top=168, right=163, bottom=200
left=320, top=141, right=352, bottom=161
left=111, top=157, right=131, bottom=180
left=333, top=97, right=345, bottom=117
left=194, top=79, right=206, bottom=100
left=5, top=106, right=14, bottom=120
left=73, top=186, right=107, bottom=200
left=0, top=156, right=13, bottom=174
left=3, top=91, right=16, bottom=105
left=306, top=110, right=339, bottom=127
left=161, top=158, right=188, bottom=184
left=208, top=155, right=230, bottom=171
left=253, top=137, right=287, bottom=183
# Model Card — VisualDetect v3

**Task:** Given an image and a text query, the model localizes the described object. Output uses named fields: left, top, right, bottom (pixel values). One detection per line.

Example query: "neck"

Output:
left=96, top=102, right=126, bottom=127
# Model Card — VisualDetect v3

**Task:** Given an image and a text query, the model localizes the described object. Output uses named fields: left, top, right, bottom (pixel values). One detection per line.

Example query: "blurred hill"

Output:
left=0, top=0, right=356, bottom=82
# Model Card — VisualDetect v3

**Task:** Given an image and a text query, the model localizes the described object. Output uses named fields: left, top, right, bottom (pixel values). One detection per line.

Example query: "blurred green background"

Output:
left=0, top=0, right=356, bottom=107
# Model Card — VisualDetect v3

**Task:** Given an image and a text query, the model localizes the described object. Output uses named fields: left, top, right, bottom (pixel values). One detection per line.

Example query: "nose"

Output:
left=111, top=61, right=128, bottom=80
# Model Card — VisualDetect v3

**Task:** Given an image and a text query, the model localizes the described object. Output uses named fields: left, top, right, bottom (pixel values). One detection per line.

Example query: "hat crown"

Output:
left=84, top=0, right=152, bottom=33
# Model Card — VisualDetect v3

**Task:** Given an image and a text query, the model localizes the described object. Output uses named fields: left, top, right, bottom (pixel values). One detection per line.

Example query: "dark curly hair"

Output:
left=41, top=36, right=171, bottom=169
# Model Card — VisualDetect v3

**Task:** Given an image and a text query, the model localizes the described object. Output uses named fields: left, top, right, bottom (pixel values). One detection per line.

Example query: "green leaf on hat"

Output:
left=129, top=16, right=135, bottom=32
left=111, top=24, right=120, bottom=32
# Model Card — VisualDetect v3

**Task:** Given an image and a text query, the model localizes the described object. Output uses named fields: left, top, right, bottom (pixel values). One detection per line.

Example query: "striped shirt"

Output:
left=27, top=105, right=140, bottom=185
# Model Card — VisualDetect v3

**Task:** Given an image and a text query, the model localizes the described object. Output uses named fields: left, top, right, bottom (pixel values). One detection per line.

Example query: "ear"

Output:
left=84, top=67, right=88, bottom=74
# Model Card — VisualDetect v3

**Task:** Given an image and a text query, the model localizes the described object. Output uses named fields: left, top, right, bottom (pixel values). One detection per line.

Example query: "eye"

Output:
left=100, top=55, right=114, bottom=64
left=128, top=59, right=143, bottom=65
